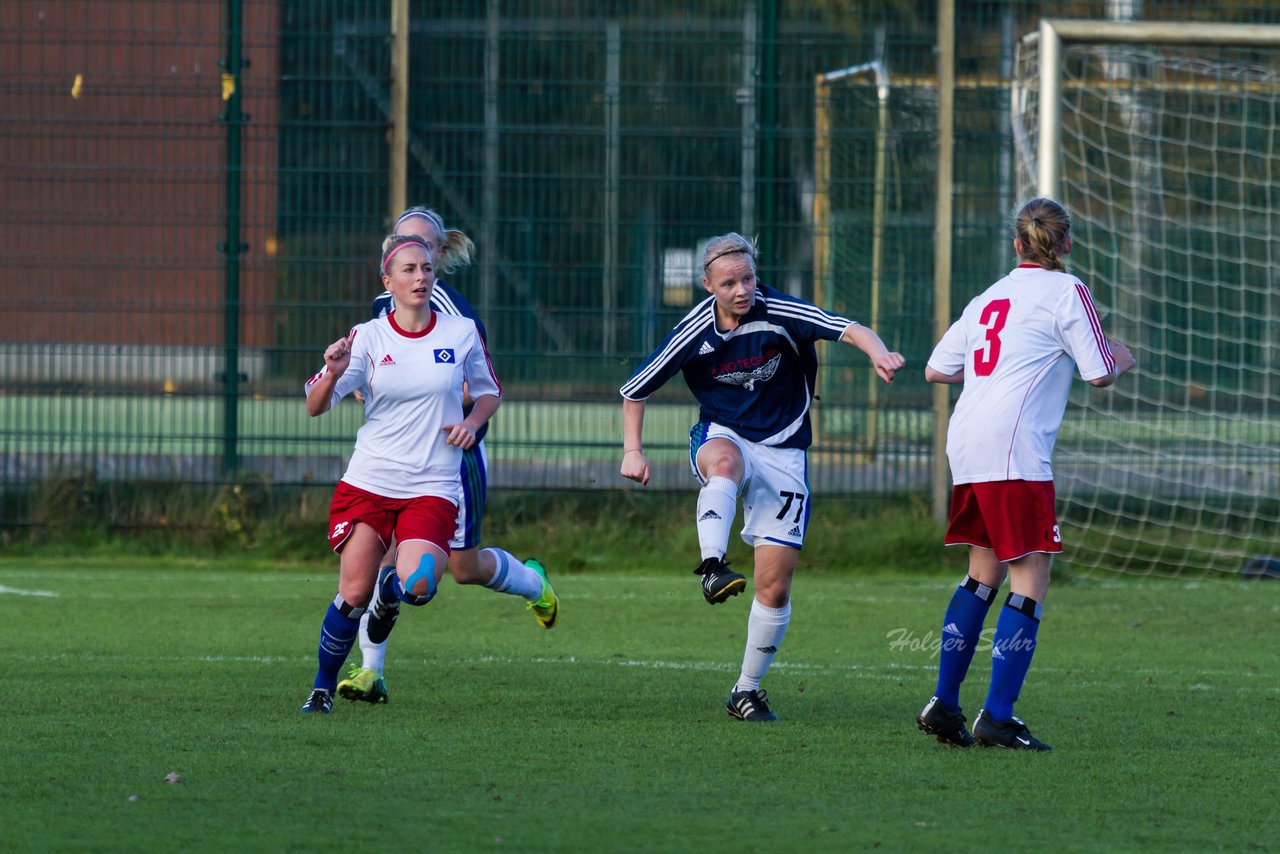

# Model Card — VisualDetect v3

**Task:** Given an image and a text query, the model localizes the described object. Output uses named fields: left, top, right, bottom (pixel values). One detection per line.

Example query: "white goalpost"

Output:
left=1012, top=19, right=1280, bottom=577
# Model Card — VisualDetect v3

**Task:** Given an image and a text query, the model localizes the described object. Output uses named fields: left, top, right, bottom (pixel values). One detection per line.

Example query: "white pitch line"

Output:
left=149, top=652, right=1278, bottom=694
left=11, top=649, right=1266, bottom=695
left=0, top=585, right=56, bottom=597
left=175, top=652, right=932, bottom=676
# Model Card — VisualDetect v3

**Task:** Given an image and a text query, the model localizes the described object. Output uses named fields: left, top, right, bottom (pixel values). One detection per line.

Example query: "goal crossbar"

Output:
left=1034, top=20, right=1280, bottom=196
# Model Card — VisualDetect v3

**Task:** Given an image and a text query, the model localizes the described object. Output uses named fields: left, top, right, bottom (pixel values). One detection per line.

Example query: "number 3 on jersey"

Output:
left=973, top=298, right=1011, bottom=376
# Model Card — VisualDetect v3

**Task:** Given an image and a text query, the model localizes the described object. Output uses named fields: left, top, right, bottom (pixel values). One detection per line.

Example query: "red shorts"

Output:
left=326, top=481, right=457, bottom=555
left=944, top=480, right=1063, bottom=562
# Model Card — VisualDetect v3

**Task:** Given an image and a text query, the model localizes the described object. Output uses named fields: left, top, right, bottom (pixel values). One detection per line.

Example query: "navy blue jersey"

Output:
left=620, top=283, right=854, bottom=449
left=373, top=280, right=491, bottom=441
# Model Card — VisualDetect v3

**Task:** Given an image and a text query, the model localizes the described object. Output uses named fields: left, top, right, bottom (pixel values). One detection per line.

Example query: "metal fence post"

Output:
left=221, top=0, right=244, bottom=476
left=931, top=0, right=956, bottom=525
left=389, top=0, right=409, bottom=223
left=757, top=0, right=777, bottom=276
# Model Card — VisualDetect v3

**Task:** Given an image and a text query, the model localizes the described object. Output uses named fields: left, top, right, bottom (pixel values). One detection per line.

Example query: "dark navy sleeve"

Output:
left=431, top=282, right=487, bottom=343
left=372, top=290, right=393, bottom=319
left=620, top=301, right=712, bottom=400
left=758, top=284, right=855, bottom=344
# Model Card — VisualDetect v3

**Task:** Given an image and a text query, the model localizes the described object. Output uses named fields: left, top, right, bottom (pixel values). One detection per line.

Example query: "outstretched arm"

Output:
left=925, top=366, right=964, bottom=384
left=1087, top=340, right=1136, bottom=388
left=841, top=323, right=906, bottom=383
left=620, top=397, right=651, bottom=487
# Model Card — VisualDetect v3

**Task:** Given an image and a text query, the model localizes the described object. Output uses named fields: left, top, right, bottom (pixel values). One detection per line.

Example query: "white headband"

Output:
left=394, top=209, right=445, bottom=233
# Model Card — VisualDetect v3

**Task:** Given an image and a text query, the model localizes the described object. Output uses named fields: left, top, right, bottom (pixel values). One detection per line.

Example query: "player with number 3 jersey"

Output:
left=620, top=232, right=905, bottom=723
left=916, top=198, right=1135, bottom=751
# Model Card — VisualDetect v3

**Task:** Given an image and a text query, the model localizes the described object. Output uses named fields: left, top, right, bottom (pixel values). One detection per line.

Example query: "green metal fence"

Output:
left=2, top=0, right=1279, bottom=529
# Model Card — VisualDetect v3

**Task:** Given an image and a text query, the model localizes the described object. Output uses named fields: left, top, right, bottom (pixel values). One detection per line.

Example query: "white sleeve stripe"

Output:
left=762, top=297, right=855, bottom=332
left=1073, top=283, right=1115, bottom=372
left=431, top=290, right=462, bottom=317
left=620, top=304, right=714, bottom=395
left=658, top=295, right=715, bottom=332
left=759, top=293, right=842, bottom=315
left=763, top=297, right=844, bottom=320
left=768, top=301, right=846, bottom=323
left=769, top=308, right=853, bottom=334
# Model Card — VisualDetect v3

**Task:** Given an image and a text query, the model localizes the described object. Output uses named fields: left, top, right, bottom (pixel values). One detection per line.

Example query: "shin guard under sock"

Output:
left=315, top=596, right=364, bottom=692
left=696, top=476, right=738, bottom=561
left=934, top=575, right=998, bottom=710
left=984, top=592, right=1043, bottom=720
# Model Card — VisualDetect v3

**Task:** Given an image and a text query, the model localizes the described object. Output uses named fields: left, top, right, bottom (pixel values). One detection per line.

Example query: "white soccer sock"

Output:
left=734, top=598, right=791, bottom=693
left=482, top=547, right=544, bottom=600
left=357, top=611, right=386, bottom=675
left=697, top=476, right=739, bottom=561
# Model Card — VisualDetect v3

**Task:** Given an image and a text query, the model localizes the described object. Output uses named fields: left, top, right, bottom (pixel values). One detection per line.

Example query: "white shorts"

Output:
left=688, top=422, right=809, bottom=549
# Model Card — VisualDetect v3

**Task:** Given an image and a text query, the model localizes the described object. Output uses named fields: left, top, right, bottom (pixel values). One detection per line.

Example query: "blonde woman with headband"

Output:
left=297, top=233, right=503, bottom=714
left=620, top=232, right=905, bottom=723
left=335, top=207, right=559, bottom=708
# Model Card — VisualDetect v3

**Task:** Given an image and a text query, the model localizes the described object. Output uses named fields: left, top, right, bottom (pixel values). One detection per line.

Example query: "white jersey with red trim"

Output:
left=304, top=311, right=502, bottom=500
left=928, top=264, right=1115, bottom=484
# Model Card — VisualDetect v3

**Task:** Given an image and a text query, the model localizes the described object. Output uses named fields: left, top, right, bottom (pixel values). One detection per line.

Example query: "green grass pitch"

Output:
left=1, top=557, right=1275, bottom=851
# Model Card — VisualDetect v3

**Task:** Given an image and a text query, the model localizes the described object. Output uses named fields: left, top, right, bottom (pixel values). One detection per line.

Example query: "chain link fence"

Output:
left=3, top=0, right=1278, bottom=529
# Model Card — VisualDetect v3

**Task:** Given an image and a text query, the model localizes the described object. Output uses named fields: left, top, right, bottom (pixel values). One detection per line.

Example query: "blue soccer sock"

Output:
left=933, top=575, right=997, bottom=711
left=984, top=593, right=1043, bottom=720
left=313, top=596, right=364, bottom=693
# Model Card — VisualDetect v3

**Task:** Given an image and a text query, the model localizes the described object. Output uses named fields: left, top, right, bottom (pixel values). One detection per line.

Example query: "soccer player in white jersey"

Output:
left=620, top=232, right=905, bottom=723
left=916, top=198, right=1135, bottom=749
left=298, top=233, right=506, bottom=714
left=337, top=208, right=558, bottom=707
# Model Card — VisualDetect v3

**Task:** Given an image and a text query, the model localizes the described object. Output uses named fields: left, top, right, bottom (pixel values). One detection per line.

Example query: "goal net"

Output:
left=1012, top=21, right=1280, bottom=577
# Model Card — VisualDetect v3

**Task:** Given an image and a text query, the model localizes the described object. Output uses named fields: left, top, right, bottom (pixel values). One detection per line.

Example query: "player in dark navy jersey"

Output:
left=336, top=208, right=558, bottom=707
left=620, top=232, right=904, bottom=722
